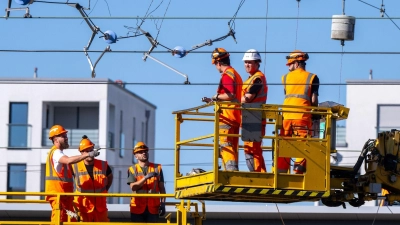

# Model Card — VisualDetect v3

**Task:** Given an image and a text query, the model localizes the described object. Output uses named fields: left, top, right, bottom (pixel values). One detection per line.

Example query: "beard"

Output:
left=61, top=141, right=69, bottom=149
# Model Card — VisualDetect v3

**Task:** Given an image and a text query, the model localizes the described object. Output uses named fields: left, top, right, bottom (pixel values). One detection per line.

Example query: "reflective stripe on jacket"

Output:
left=129, top=163, right=162, bottom=214
left=282, top=68, right=316, bottom=120
left=242, top=70, right=268, bottom=104
left=45, top=146, right=74, bottom=201
left=217, top=67, right=243, bottom=127
left=72, top=160, right=108, bottom=213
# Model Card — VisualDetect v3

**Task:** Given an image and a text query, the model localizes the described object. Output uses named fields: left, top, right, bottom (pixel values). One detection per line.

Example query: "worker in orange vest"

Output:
left=241, top=49, right=268, bottom=172
left=202, top=48, right=243, bottom=171
left=45, top=125, right=99, bottom=222
left=72, top=135, right=113, bottom=222
left=277, top=50, right=319, bottom=174
left=127, top=142, right=166, bottom=223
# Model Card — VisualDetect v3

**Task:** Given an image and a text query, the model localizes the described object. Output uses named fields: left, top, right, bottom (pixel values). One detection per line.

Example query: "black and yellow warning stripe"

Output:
left=176, top=184, right=329, bottom=198
left=215, top=186, right=329, bottom=197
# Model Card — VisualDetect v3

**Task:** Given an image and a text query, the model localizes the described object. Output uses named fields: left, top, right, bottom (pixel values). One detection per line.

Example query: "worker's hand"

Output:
left=144, top=172, right=158, bottom=180
left=159, top=202, right=166, bottom=217
left=201, top=97, right=212, bottom=103
left=88, top=149, right=100, bottom=158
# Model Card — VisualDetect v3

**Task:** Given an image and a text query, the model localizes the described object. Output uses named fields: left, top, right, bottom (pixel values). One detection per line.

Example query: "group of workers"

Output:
left=45, top=125, right=165, bottom=223
left=205, top=48, right=319, bottom=174
left=43, top=47, right=319, bottom=222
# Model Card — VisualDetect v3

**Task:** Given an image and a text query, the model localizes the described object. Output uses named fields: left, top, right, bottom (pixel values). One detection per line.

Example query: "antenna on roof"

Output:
left=369, top=69, right=373, bottom=80
left=34, top=67, right=38, bottom=78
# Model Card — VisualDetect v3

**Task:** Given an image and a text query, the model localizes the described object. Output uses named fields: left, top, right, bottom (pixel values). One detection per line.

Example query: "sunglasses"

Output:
left=135, top=150, right=148, bottom=154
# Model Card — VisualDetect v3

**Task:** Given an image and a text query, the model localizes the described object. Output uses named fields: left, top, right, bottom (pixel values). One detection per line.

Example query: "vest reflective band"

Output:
left=281, top=70, right=316, bottom=120
left=45, top=147, right=74, bottom=182
left=283, top=72, right=314, bottom=102
left=242, top=70, right=268, bottom=103
left=45, top=146, right=74, bottom=201
left=129, top=163, right=162, bottom=214
left=72, top=160, right=107, bottom=193
left=72, top=159, right=108, bottom=213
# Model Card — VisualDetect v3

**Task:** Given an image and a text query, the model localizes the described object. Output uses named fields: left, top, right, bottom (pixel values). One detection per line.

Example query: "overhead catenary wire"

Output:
left=357, top=0, right=400, bottom=31
left=2, top=50, right=400, bottom=54
left=294, top=0, right=300, bottom=50
left=0, top=81, right=398, bottom=85
left=5, top=16, right=400, bottom=20
left=228, top=0, right=246, bottom=30
left=263, top=0, right=269, bottom=75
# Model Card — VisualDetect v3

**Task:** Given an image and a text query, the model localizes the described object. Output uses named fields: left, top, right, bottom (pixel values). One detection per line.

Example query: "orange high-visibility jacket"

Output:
left=129, top=163, right=162, bottom=214
left=45, top=146, right=74, bottom=201
left=242, top=70, right=268, bottom=104
left=217, top=67, right=243, bottom=127
left=72, top=160, right=109, bottom=213
left=282, top=68, right=316, bottom=120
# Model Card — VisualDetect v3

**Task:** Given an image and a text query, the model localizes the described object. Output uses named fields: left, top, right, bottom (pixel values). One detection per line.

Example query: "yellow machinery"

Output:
left=173, top=101, right=400, bottom=207
left=173, top=101, right=350, bottom=203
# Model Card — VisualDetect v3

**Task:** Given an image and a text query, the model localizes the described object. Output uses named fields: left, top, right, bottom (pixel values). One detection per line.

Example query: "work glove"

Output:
left=88, top=149, right=100, bottom=157
left=159, top=202, right=166, bottom=217
left=144, top=172, right=158, bottom=180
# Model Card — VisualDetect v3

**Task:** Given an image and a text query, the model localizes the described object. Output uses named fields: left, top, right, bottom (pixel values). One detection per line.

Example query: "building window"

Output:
left=377, top=105, right=400, bottom=134
left=8, top=102, right=30, bottom=148
left=132, top=117, right=136, bottom=164
left=108, top=104, right=115, bottom=150
left=119, top=111, right=125, bottom=158
left=7, top=164, right=27, bottom=199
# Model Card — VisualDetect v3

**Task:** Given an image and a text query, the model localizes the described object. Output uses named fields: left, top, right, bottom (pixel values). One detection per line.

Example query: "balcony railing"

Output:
left=42, top=129, right=99, bottom=147
left=8, top=124, right=32, bottom=149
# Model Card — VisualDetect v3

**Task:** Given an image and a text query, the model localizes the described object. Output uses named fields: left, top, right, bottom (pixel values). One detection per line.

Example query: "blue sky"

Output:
left=2, top=0, right=400, bottom=205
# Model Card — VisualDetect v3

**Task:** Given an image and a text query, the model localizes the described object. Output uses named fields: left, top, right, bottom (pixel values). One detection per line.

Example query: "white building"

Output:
left=0, top=78, right=156, bottom=203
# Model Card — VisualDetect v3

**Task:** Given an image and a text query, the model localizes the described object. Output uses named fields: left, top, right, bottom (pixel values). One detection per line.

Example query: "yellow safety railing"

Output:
left=0, top=192, right=205, bottom=225
left=172, top=102, right=349, bottom=202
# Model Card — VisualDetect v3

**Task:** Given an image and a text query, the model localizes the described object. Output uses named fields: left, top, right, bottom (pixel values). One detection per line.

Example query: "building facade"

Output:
left=0, top=78, right=156, bottom=203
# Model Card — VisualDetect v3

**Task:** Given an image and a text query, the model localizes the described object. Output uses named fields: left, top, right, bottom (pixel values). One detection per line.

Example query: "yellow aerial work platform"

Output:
left=173, top=102, right=349, bottom=203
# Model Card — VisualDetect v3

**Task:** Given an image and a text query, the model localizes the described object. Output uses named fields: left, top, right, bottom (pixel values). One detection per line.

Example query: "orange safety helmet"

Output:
left=133, top=141, right=149, bottom=154
left=286, top=50, right=309, bottom=66
left=79, top=135, right=95, bottom=152
left=48, top=125, right=68, bottom=140
left=211, top=48, right=230, bottom=64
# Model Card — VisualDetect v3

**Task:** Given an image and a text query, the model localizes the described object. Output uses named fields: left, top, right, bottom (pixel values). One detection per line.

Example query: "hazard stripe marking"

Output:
left=214, top=186, right=326, bottom=197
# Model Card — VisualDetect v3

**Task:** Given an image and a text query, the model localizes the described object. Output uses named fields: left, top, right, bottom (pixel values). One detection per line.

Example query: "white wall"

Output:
left=0, top=78, right=156, bottom=202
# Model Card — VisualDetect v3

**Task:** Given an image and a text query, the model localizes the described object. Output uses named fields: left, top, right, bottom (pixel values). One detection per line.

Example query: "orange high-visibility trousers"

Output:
left=243, top=124, right=266, bottom=172
left=49, top=196, right=77, bottom=222
left=80, top=210, right=110, bottom=222
left=277, top=119, right=311, bottom=174
left=219, top=123, right=239, bottom=171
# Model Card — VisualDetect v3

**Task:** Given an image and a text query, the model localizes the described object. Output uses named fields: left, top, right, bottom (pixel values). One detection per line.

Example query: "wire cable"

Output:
left=263, top=0, right=269, bottom=75
left=3, top=50, right=400, bottom=54
left=275, top=204, right=286, bottom=225
left=294, top=0, right=300, bottom=50
left=228, top=0, right=246, bottom=30
left=0, top=81, right=399, bottom=85
left=338, top=46, right=344, bottom=103
left=357, top=0, right=400, bottom=32
left=4, top=16, right=400, bottom=20
left=155, top=0, right=172, bottom=41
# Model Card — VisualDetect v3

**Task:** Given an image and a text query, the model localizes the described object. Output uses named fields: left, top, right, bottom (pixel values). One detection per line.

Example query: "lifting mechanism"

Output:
left=172, top=102, right=400, bottom=207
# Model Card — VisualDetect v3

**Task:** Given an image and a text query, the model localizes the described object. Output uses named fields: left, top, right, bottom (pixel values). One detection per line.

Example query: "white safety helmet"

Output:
left=242, top=49, right=262, bottom=62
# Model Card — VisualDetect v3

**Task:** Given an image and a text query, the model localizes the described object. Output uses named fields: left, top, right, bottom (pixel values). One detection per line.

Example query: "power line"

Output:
left=2, top=50, right=400, bottom=54
left=3, top=16, right=400, bottom=20
left=0, top=81, right=398, bottom=85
